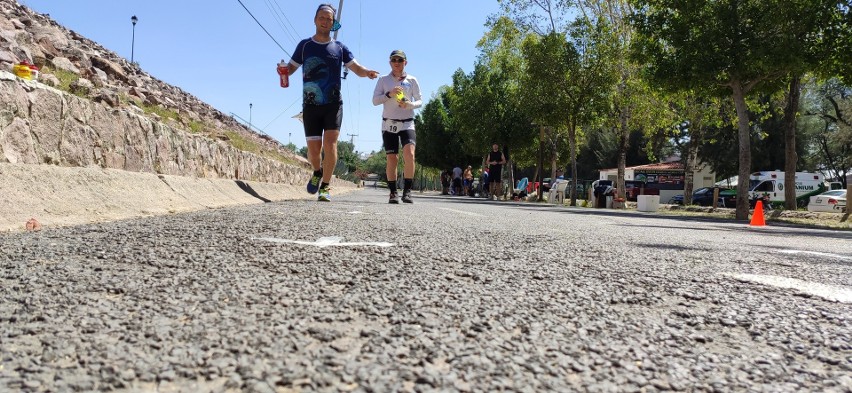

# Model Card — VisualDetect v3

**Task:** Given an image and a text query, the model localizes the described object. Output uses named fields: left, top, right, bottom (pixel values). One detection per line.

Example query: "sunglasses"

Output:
left=390, top=58, right=405, bottom=63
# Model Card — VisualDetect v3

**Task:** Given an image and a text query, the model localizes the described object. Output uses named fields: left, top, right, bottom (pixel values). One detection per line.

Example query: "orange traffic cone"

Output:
left=750, top=200, right=766, bottom=226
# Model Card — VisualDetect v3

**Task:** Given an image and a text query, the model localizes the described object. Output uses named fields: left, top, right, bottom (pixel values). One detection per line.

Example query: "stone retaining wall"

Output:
left=0, top=71, right=311, bottom=184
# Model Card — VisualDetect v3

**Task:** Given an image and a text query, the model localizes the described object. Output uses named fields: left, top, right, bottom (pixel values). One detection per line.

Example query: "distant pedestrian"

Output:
left=282, top=3, right=379, bottom=202
left=372, top=49, right=422, bottom=204
left=487, top=143, right=506, bottom=200
left=441, top=169, right=452, bottom=195
left=481, top=167, right=490, bottom=198
left=452, top=166, right=463, bottom=196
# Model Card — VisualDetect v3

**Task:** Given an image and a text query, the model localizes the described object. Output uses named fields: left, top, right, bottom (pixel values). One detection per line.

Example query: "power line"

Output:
left=268, top=0, right=303, bottom=44
left=263, top=0, right=299, bottom=46
left=236, top=0, right=291, bottom=57
left=262, top=96, right=301, bottom=131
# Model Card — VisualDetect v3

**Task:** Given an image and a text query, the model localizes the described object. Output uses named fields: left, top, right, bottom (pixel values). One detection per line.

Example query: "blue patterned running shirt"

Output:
left=290, top=38, right=355, bottom=106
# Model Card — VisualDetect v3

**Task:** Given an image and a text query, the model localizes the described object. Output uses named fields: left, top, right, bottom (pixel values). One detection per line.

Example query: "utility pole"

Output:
left=333, top=0, right=344, bottom=40
left=334, top=0, right=347, bottom=79
left=347, top=133, right=358, bottom=144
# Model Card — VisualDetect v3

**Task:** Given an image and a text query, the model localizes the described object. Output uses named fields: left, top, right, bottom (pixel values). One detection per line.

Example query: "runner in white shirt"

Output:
left=372, top=50, right=423, bottom=204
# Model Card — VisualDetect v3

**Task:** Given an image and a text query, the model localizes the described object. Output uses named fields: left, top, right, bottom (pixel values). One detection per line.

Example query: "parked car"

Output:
left=669, top=187, right=737, bottom=207
left=807, top=190, right=847, bottom=213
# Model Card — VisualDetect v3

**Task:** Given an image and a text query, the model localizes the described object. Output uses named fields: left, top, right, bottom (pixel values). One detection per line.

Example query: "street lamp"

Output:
left=130, top=15, right=138, bottom=64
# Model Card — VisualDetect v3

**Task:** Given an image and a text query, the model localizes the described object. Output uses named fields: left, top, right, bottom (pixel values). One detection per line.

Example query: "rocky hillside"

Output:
left=0, top=0, right=310, bottom=181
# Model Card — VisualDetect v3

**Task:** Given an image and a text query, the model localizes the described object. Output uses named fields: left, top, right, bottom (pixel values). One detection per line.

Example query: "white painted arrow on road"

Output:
left=253, top=236, right=394, bottom=248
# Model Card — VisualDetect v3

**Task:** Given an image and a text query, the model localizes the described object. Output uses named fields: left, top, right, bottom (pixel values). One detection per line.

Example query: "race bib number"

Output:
left=382, top=119, right=414, bottom=133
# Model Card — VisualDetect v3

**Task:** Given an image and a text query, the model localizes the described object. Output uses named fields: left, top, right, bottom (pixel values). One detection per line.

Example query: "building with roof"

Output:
left=598, top=161, right=716, bottom=203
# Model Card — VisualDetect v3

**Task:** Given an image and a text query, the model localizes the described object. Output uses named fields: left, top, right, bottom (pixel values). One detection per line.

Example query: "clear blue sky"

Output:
left=19, top=0, right=500, bottom=154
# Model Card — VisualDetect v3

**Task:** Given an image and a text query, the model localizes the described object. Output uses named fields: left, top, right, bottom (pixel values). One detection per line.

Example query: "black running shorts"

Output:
left=382, top=129, right=416, bottom=154
left=303, top=103, right=343, bottom=141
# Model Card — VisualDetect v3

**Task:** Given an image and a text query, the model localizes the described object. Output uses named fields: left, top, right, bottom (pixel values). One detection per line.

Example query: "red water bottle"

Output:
left=277, top=60, right=289, bottom=88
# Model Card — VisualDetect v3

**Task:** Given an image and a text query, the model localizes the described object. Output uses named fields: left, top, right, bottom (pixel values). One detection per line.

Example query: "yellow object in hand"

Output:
left=395, top=91, right=405, bottom=101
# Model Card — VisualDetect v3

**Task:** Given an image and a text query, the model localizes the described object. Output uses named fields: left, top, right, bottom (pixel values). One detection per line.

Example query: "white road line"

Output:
left=722, top=273, right=852, bottom=303
left=253, top=236, right=394, bottom=248
left=779, top=250, right=852, bottom=261
left=438, top=208, right=485, bottom=217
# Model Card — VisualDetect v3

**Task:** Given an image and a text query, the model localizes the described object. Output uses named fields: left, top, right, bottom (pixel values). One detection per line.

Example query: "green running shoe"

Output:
left=307, top=174, right=321, bottom=194
left=317, top=187, right=331, bottom=202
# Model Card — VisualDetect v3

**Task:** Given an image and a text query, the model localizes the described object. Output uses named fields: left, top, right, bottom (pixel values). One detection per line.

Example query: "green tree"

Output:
left=802, top=78, right=852, bottom=186
left=455, top=15, right=536, bottom=184
left=669, top=92, right=726, bottom=204
left=521, top=32, right=571, bottom=200
left=414, top=88, right=471, bottom=170
left=630, top=0, right=838, bottom=219
left=335, top=140, right=360, bottom=175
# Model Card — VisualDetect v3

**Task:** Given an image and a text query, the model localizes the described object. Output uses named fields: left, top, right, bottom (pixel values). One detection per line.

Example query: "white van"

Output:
left=748, top=171, right=843, bottom=207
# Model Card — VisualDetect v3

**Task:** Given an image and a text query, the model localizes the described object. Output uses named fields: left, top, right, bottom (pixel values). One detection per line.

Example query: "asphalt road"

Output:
left=2, top=188, right=851, bottom=392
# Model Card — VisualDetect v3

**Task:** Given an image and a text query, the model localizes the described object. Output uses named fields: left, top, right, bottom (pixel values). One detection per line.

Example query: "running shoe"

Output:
left=389, top=192, right=399, bottom=204
left=317, top=187, right=331, bottom=202
left=401, top=190, right=413, bottom=204
left=307, top=173, right=321, bottom=194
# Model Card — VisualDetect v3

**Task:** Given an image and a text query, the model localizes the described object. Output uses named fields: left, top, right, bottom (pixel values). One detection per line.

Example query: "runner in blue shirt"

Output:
left=282, top=3, right=378, bottom=202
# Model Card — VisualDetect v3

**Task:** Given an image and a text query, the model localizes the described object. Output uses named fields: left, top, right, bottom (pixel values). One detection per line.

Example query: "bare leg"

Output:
left=321, top=130, right=340, bottom=184
left=386, top=153, right=398, bottom=182
left=306, top=139, right=323, bottom=171
left=402, top=144, right=416, bottom=179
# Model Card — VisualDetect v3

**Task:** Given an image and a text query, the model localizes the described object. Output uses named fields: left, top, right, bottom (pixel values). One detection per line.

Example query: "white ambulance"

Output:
left=748, top=171, right=843, bottom=207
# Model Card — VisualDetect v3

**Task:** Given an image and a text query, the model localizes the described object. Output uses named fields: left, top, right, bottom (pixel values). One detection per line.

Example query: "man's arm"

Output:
left=346, top=60, right=378, bottom=79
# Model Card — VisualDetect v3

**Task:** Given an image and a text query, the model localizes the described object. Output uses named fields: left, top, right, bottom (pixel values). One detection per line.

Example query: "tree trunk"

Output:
left=617, top=122, right=629, bottom=201
left=683, top=147, right=695, bottom=206
left=783, top=75, right=801, bottom=210
left=550, top=127, right=558, bottom=182
left=505, top=145, right=513, bottom=196
left=537, top=125, right=545, bottom=201
left=731, top=81, right=752, bottom=221
left=569, top=119, right=578, bottom=206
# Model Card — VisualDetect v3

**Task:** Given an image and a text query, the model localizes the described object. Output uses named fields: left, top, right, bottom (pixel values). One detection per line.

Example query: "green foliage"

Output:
left=40, top=66, right=78, bottom=93
left=336, top=141, right=359, bottom=174
left=223, top=131, right=259, bottom=155
left=187, top=120, right=205, bottom=134
left=360, top=152, right=388, bottom=177
left=141, top=103, right=180, bottom=122
left=801, top=77, right=852, bottom=181
left=521, top=32, right=572, bottom=126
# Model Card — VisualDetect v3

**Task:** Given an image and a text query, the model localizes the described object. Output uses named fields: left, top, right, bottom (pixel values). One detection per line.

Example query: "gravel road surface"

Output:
left=2, top=189, right=850, bottom=392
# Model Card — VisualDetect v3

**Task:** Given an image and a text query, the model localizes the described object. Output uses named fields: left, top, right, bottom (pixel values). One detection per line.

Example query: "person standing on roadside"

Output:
left=283, top=3, right=379, bottom=202
left=463, top=165, right=474, bottom=196
left=372, top=50, right=422, bottom=204
left=487, top=143, right=506, bottom=200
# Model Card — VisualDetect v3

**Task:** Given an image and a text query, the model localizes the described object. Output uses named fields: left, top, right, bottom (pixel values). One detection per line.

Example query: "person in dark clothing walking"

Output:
left=487, top=143, right=506, bottom=200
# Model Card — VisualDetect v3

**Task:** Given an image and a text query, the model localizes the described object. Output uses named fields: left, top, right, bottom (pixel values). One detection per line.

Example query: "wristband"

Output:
left=385, top=92, right=391, bottom=98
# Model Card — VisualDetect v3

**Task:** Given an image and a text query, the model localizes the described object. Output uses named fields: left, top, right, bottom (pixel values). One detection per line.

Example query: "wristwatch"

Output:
left=385, top=92, right=391, bottom=98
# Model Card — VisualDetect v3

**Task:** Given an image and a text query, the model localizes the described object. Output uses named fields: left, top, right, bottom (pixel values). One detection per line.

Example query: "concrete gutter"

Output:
left=0, top=163, right=356, bottom=232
